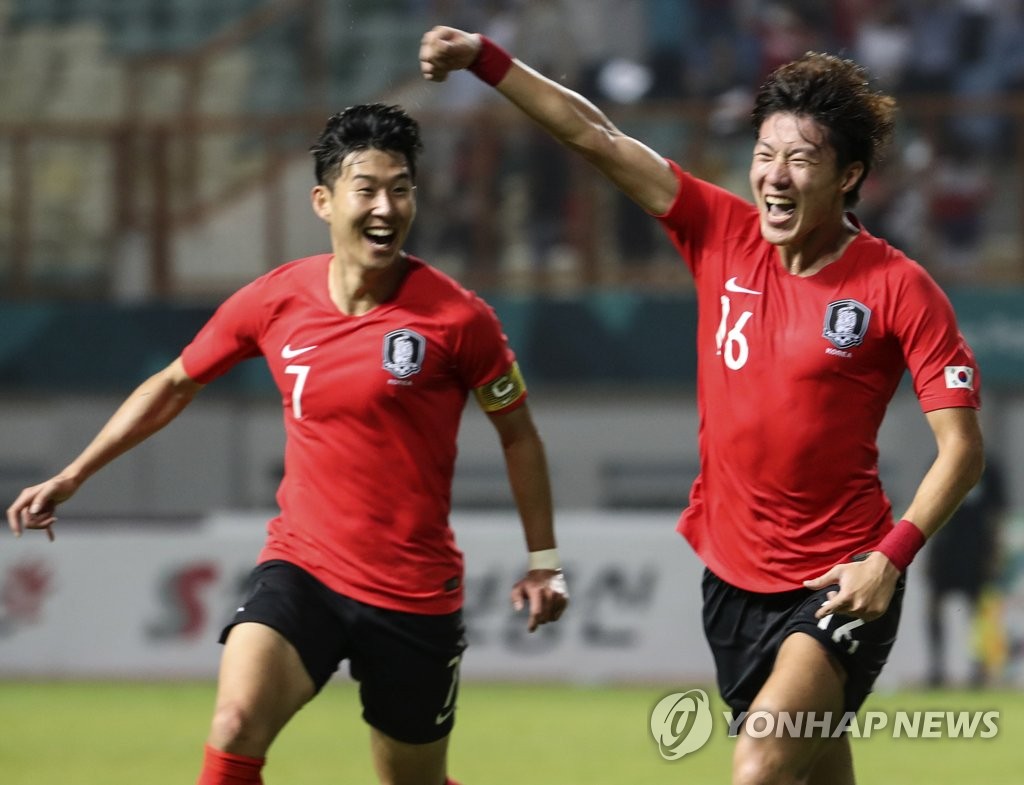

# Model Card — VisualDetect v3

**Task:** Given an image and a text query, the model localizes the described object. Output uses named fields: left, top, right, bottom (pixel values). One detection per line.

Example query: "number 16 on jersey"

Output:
left=716, top=296, right=753, bottom=371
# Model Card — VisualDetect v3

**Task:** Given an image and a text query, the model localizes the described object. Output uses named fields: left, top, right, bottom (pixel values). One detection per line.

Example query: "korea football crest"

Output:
left=382, top=328, right=426, bottom=379
left=822, top=299, right=871, bottom=349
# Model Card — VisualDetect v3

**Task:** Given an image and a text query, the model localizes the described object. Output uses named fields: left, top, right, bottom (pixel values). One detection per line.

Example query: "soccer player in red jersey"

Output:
left=7, top=103, right=568, bottom=785
left=420, top=28, right=984, bottom=785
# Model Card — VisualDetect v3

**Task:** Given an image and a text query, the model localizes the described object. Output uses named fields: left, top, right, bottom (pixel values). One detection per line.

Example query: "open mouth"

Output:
left=764, top=195, right=796, bottom=222
left=364, top=227, right=396, bottom=247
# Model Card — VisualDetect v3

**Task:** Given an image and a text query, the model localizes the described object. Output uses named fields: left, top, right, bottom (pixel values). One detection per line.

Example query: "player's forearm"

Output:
left=61, top=363, right=202, bottom=485
left=502, top=433, right=557, bottom=553
left=497, top=61, right=620, bottom=159
left=494, top=57, right=676, bottom=215
left=422, top=26, right=674, bottom=210
left=901, top=416, right=984, bottom=538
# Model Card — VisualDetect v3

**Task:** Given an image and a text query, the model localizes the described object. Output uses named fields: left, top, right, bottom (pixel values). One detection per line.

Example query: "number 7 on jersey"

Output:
left=285, top=364, right=311, bottom=419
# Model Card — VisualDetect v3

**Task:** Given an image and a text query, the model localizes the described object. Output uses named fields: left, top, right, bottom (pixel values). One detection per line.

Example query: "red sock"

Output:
left=446, top=779, right=463, bottom=785
left=197, top=744, right=265, bottom=785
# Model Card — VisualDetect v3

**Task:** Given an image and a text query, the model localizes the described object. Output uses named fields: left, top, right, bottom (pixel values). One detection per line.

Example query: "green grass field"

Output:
left=2, top=680, right=1021, bottom=784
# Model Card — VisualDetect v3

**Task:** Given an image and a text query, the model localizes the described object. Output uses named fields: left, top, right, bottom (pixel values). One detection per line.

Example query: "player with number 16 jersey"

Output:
left=658, top=162, right=980, bottom=592
left=418, top=26, right=984, bottom=783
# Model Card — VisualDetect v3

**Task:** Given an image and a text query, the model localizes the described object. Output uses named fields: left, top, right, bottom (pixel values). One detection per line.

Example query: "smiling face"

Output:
left=749, top=112, right=863, bottom=253
left=311, top=147, right=417, bottom=272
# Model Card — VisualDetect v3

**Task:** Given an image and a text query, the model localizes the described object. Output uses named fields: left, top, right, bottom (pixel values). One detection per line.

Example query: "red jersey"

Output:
left=181, top=254, right=526, bottom=614
left=656, top=161, right=980, bottom=592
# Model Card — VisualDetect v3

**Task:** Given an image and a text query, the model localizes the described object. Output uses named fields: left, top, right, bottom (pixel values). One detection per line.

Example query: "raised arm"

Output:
left=420, top=26, right=679, bottom=216
left=6, top=357, right=204, bottom=539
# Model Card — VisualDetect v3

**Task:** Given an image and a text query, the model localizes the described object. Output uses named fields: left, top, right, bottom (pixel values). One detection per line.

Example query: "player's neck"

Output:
left=777, top=216, right=858, bottom=277
left=328, top=253, right=409, bottom=315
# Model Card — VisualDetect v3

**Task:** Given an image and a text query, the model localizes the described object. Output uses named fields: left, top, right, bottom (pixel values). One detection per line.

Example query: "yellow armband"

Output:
left=474, top=361, right=527, bottom=412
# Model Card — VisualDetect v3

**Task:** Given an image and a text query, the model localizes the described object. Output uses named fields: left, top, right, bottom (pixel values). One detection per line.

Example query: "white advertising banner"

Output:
left=0, top=511, right=999, bottom=687
left=457, top=512, right=711, bottom=683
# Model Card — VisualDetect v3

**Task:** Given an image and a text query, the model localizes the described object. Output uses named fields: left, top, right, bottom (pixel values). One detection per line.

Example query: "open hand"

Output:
left=511, top=569, right=569, bottom=632
left=6, top=475, right=80, bottom=541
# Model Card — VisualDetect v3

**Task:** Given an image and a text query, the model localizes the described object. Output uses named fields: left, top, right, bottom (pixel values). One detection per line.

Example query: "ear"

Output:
left=839, top=161, right=865, bottom=195
left=311, top=185, right=332, bottom=222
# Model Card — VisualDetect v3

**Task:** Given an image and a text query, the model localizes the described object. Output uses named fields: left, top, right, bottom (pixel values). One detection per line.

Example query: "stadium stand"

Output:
left=1, top=1, right=1023, bottom=299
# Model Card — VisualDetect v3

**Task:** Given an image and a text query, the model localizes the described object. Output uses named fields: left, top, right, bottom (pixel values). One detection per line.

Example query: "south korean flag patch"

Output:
left=944, top=365, right=975, bottom=390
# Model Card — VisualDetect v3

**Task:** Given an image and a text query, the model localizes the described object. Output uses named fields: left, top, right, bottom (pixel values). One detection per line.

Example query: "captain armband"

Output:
left=474, top=361, right=527, bottom=413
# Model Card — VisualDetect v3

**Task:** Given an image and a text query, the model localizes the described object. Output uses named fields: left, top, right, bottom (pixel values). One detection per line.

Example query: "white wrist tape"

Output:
left=528, top=548, right=561, bottom=571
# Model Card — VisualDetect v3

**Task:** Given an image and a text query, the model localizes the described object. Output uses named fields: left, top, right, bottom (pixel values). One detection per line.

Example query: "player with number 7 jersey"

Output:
left=181, top=251, right=527, bottom=614
left=7, top=102, right=567, bottom=785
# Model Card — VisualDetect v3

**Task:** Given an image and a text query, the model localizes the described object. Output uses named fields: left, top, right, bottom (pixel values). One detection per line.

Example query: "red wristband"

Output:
left=875, top=519, right=926, bottom=572
left=468, top=35, right=513, bottom=86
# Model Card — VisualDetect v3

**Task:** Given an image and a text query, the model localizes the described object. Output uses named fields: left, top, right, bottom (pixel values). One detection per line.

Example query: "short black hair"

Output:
left=751, top=53, right=896, bottom=207
left=309, top=103, right=424, bottom=187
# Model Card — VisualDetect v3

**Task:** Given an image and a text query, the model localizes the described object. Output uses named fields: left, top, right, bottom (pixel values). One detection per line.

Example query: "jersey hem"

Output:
left=256, top=554, right=464, bottom=616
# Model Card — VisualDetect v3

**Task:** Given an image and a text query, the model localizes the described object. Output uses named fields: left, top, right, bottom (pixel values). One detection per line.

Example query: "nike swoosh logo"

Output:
left=435, top=707, right=455, bottom=725
left=282, top=344, right=318, bottom=359
left=725, top=277, right=762, bottom=295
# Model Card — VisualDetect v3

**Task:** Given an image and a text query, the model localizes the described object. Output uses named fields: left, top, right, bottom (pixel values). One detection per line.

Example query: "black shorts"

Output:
left=702, top=563, right=904, bottom=716
left=222, top=560, right=467, bottom=744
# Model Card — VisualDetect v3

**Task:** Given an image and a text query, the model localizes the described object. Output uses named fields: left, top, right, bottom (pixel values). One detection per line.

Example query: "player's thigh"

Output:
left=733, top=632, right=846, bottom=785
left=369, top=726, right=450, bottom=785
left=751, top=632, right=845, bottom=714
left=210, top=621, right=317, bottom=753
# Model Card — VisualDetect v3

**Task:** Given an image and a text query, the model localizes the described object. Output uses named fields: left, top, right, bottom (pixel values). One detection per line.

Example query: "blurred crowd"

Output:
left=4, top=0, right=1024, bottom=297
left=422, top=0, right=1024, bottom=103
left=407, top=0, right=1024, bottom=289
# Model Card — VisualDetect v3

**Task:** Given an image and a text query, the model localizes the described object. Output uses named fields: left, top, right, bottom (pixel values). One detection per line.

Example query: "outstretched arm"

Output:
left=807, top=407, right=984, bottom=620
left=6, top=357, right=204, bottom=539
left=487, top=403, right=569, bottom=632
left=420, top=26, right=679, bottom=215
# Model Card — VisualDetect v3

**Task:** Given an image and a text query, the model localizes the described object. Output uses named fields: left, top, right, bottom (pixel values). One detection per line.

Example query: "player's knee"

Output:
left=207, top=699, right=270, bottom=754
left=732, top=741, right=808, bottom=785
left=733, top=754, right=774, bottom=785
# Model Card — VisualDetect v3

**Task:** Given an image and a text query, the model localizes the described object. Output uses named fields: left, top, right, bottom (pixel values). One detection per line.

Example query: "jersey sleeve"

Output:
left=180, top=279, right=266, bottom=383
left=653, top=159, right=759, bottom=278
left=453, top=295, right=526, bottom=415
left=894, top=264, right=981, bottom=412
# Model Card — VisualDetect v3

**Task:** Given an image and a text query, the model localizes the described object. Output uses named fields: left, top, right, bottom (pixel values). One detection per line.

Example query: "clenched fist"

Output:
left=419, top=26, right=481, bottom=82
